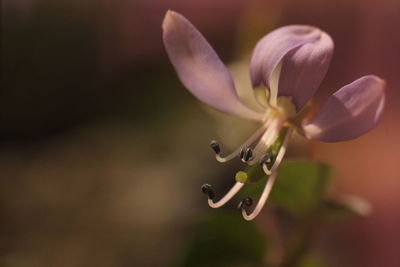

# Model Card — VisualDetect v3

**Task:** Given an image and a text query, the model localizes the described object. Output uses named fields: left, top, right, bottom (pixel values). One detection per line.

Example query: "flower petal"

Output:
left=162, top=11, right=263, bottom=120
left=250, top=25, right=334, bottom=110
left=303, top=75, right=386, bottom=142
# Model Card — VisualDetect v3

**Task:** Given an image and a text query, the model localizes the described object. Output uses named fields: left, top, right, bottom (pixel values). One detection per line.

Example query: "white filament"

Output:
left=208, top=182, right=245, bottom=208
left=241, top=171, right=278, bottom=221
left=262, top=127, right=294, bottom=175
left=215, top=120, right=272, bottom=163
left=248, top=119, right=282, bottom=165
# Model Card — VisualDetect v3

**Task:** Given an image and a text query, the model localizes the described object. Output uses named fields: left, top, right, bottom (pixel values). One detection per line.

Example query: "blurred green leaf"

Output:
left=271, top=161, right=332, bottom=216
left=178, top=211, right=267, bottom=267
left=239, top=161, right=333, bottom=217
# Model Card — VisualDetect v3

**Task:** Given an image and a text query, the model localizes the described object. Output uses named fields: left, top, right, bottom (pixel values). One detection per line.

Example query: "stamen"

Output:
left=239, top=147, right=245, bottom=159
left=203, top=182, right=245, bottom=208
left=259, top=153, right=273, bottom=165
left=240, top=171, right=278, bottom=221
left=213, top=122, right=271, bottom=163
left=262, top=162, right=272, bottom=176
left=261, top=127, right=293, bottom=175
left=260, top=154, right=274, bottom=175
left=237, top=197, right=253, bottom=210
left=210, top=140, right=221, bottom=154
left=241, top=148, right=254, bottom=162
left=201, top=184, right=215, bottom=199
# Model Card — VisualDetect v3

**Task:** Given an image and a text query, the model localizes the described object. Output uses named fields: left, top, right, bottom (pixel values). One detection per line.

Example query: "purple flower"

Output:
left=162, top=11, right=386, bottom=220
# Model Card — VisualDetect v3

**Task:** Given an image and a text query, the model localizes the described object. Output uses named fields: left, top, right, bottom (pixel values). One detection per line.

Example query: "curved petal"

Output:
left=250, top=25, right=334, bottom=110
left=162, top=11, right=263, bottom=121
left=303, top=75, right=386, bottom=142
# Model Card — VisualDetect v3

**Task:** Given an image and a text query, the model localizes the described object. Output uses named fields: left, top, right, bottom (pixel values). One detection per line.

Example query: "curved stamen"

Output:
left=240, top=171, right=278, bottom=221
left=201, top=184, right=215, bottom=199
left=237, top=197, right=253, bottom=210
left=202, top=182, right=245, bottom=208
left=259, top=153, right=273, bottom=166
left=261, top=127, right=294, bottom=175
left=240, top=147, right=254, bottom=163
left=213, top=122, right=271, bottom=163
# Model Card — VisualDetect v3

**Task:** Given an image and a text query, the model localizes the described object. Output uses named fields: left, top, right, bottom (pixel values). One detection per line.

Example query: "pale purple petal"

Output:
left=162, top=11, right=263, bottom=121
left=250, top=25, right=334, bottom=110
left=303, top=75, right=386, bottom=142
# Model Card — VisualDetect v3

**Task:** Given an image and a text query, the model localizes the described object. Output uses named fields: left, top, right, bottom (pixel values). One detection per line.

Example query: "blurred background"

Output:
left=2, top=0, right=400, bottom=266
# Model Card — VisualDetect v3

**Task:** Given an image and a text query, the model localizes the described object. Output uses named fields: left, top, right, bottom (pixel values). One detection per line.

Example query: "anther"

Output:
left=259, top=153, right=273, bottom=166
left=242, top=148, right=253, bottom=162
left=210, top=140, right=220, bottom=154
left=201, top=184, right=215, bottom=200
left=239, top=147, right=245, bottom=159
left=237, top=197, right=253, bottom=210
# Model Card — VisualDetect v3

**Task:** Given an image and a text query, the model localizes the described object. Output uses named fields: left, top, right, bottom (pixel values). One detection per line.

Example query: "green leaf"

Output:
left=271, top=161, right=332, bottom=216
left=178, top=211, right=267, bottom=267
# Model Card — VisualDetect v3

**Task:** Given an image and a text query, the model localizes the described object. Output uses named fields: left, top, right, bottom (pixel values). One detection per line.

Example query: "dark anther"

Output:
left=239, top=147, right=245, bottom=159
left=201, top=184, right=215, bottom=200
left=243, top=148, right=253, bottom=162
left=210, top=140, right=220, bottom=154
left=237, top=197, right=253, bottom=210
left=259, top=153, right=273, bottom=166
